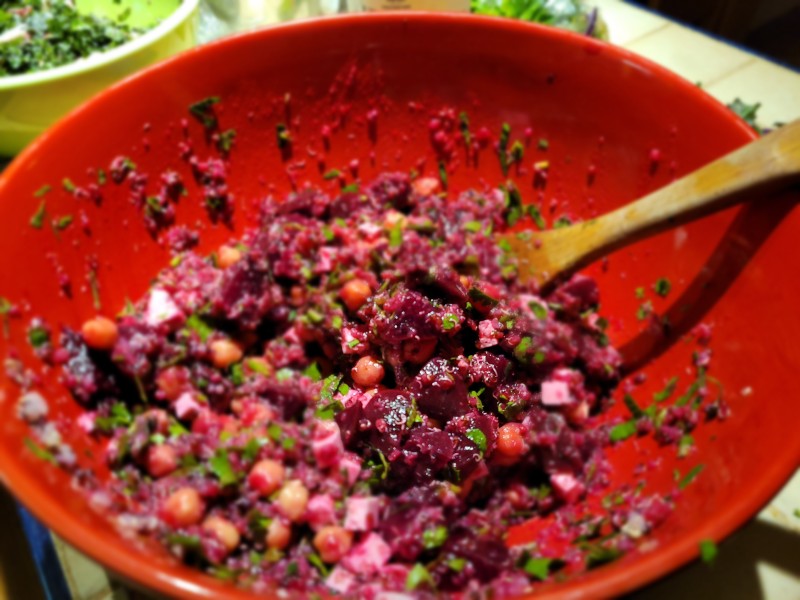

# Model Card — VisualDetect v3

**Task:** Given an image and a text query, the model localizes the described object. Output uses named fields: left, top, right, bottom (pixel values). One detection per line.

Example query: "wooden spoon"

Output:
left=500, top=119, right=800, bottom=288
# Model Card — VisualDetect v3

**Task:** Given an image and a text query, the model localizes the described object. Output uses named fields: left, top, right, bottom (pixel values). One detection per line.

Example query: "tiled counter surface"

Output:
left=3, top=1, right=799, bottom=599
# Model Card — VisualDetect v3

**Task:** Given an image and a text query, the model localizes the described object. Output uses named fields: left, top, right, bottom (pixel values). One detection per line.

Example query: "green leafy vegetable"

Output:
left=186, top=314, right=214, bottom=342
left=422, top=525, right=448, bottom=550
left=189, top=96, right=220, bottom=129
left=678, top=464, right=705, bottom=489
left=24, top=437, right=55, bottom=464
left=653, top=277, right=672, bottom=298
left=609, top=420, right=637, bottom=442
left=699, top=539, right=718, bottom=564
left=406, top=563, right=436, bottom=591
left=30, top=201, right=47, bottom=229
left=209, top=450, right=238, bottom=486
left=466, top=428, right=488, bottom=453
left=523, top=556, right=553, bottom=581
left=0, top=3, right=146, bottom=77
left=654, top=376, right=679, bottom=402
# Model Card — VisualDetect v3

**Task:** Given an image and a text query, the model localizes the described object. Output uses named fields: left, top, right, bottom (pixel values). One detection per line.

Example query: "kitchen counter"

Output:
left=1, top=1, right=798, bottom=598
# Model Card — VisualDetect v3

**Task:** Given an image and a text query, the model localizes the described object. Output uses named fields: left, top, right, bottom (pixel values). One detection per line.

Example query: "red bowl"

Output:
left=0, top=13, right=798, bottom=599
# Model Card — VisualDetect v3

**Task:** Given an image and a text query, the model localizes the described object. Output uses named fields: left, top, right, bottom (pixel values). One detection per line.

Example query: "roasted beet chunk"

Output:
left=378, top=487, right=446, bottom=561
left=373, top=288, right=437, bottom=346
left=335, top=401, right=364, bottom=448
left=277, top=188, right=330, bottom=218
left=549, top=274, right=600, bottom=315
left=366, top=172, right=413, bottom=211
left=401, top=427, right=455, bottom=484
left=260, top=378, right=311, bottom=420
left=213, top=257, right=274, bottom=329
left=448, top=432, right=483, bottom=480
left=60, top=329, right=109, bottom=403
left=363, top=390, right=414, bottom=457
left=469, top=352, right=511, bottom=388
left=410, top=358, right=469, bottom=422
left=437, top=528, right=511, bottom=588
left=112, top=319, right=162, bottom=379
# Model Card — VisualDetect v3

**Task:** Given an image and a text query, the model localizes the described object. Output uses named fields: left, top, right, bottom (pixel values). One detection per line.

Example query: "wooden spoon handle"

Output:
left=589, top=120, right=800, bottom=248
left=531, top=119, right=800, bottom=286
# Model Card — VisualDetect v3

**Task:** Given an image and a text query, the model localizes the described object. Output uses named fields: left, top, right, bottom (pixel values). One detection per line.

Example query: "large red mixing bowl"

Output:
left=0, top=13, right=797, bottom=600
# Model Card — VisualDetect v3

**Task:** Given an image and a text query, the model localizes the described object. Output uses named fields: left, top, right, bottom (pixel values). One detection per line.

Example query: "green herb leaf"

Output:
left=441, top=313, right=459, bottom=330
left=422, top=525, right=448, bottom=550
left=307, top=553, right=329, bottom=576
left=303, top=362, right=322, bottom=382
left=447, top=557, right=467, bottom=572
left=30, top=201, right=47, bottom=229
left=678, top=464, right=705, bottom=489
left=189, top=96, right=220, bottom=129
left=466, top=428, right=487, bottom=453
left=54, top=215, right=73, bottom=231
left=24, top=438, right=55, bottom=464
left=276, top=123, right=291, bottom=149
left=406, top=563, right=436, bottom=591
left=33, top=185, right=51, bottom=198
left=438, top=161, right=448, bottom=189
left=209, top=449, right=238, bottom=486
left=186, top=314, right=213, bottom=342
left=523, top=557, right=552, bottom=581
left=699, top=539, right=718, bottom=564
left=513, top=336, right=532, bottom=362
left=653, top=376, right=679, bottom=402
left=586, top=544, right=623, bottom=569
left=323, top=169, right=341, bottom=180
left=623, top=394, right=644, bottom=418
left=216, top=129, right=237, bottom=153
left=27, top=326, right=50, bottom=348
left=653, top=277, right=672, bottom=298
left=609, top=420, right=637, bottom=442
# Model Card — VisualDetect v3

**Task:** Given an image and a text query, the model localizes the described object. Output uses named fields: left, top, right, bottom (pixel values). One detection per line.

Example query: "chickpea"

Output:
left=209, top=338, right=243, bottom=369
left=312, top=526, right=353, bottom=564
left=339, top=279, right=372, bottom=312
left=351, top=356, right=385, bottom=388
left=401, top=338, right=437, bottom=365
left=276, top=480, right=309, bottom=522
left=248, top=459, right=285, bottom=497
left=146, top=444, right=177, bottom=478
left=496, top=423, right=527, bottom=458
left=163, top=487, right=204, bottom=527
left=202, top=515, right=241, bottom=553
left=266, top=519, right=292, bottom=550
left=217, top=245, right=243, bottom=269
left=81, top=316, right=118, bottom=350
left=156, top=366, right=187, bottom=401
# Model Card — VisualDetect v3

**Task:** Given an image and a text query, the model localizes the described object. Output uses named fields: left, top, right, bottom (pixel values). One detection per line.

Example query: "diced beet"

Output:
left=306, top=494, right=337, bottom=531
left=341, top=533, right=392, bottom=575
left=469, top=352, right=511, bottom=388
left=335, top=402, right=364, bottom=448
left=312, top=421, right=344, bottom=469
left=363, top=390, right=414, bottom=456
left=410, top=358, right=469, bottom=422
left=344, top=496, right=382, bottom=531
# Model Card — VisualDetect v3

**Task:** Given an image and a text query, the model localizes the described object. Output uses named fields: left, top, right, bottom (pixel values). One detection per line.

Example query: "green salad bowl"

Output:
left=0, top=0, right=199, bottom=157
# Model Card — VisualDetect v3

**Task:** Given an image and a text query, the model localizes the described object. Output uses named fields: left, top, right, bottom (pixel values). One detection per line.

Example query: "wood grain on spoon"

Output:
left=501, top=119, right=800, bottom=288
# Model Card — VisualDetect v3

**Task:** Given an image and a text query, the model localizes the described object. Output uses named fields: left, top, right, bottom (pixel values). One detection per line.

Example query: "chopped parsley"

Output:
left=677, top=464, right=705, bottom=489
left=189, top=96, right=220, bottom=129
left=609, top=420, right=637, bottom=442
left=653, top=277, right=672, bottom=298
left=209, top=449, right=239, bottom=487
left=406, top=563, right=435, bottom=591
left=699, top=539, right=717, bottom=564
left=30, top=201, right=47, bottom=229
left=466, top=428, right=488, bottom=453
left=422, top=525, right=448, bottom=550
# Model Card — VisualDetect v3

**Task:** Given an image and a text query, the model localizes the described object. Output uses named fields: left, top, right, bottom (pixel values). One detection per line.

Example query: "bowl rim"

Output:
left=2, top=11, right=788, bottom=600
left=0, top=0, right=199, bottom=90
